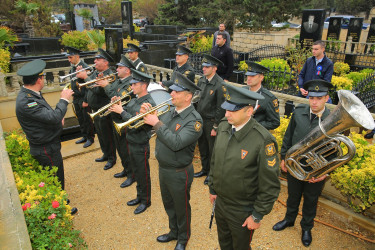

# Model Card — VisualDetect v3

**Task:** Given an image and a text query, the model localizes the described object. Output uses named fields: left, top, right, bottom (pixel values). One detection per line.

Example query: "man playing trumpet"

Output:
left=110, top=69, right=156, bottom=215
left=76, top=49, right=117, bottom=170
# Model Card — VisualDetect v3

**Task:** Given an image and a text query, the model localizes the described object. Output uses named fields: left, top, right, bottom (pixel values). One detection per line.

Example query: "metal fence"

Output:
left=353, top=72, right=375, bottom=109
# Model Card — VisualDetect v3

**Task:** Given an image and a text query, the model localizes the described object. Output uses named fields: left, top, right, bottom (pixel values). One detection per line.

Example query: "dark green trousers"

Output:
left=93, top=114, right=116, bottom=163
left=112, top=124, right=132, bottom=178
left=73, top=101, right=95, bottom=141
left=215, top=196, right=255, bottom=250
left=198, top=118, right=215, bottom=173
left=159, top=164, right=194, bottom=245
left=285, top=173, right=325, bottom=230
left=129, top=143, right=151, bottom=204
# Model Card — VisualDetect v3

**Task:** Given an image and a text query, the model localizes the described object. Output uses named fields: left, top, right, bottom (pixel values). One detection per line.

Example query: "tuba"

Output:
left=285, top=90, right=375, bottom=181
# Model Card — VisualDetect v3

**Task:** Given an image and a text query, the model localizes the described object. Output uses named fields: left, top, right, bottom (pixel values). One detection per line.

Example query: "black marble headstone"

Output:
left=366, top=17, right=375, bottom=43
left=105, top=28, right=123, bottom=64
left=121, top=1, right=133, bottom=39
left=346, top=18, right=363, bottom=42
left=327, top=17, right=342, bottom=41
left=299, top=9, right=326, bottom=47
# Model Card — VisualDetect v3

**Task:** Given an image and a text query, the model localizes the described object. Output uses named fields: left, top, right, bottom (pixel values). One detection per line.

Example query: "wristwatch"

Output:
left=251, top=214, right=261, bottom=223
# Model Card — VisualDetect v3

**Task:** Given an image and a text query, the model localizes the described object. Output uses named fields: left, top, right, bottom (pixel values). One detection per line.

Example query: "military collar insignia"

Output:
left=273, top=99, right=278, bottom=107
left=265, top=143, right=276, bottom=156
left=175, top=123, right=181, bottom=131
left=226, top=93, right=231, bottom=100
left=194, top=121, right=202, bottom=132
left=241, top=149, right=248, bottom=159
left=210, top=90, right=214, bottom=95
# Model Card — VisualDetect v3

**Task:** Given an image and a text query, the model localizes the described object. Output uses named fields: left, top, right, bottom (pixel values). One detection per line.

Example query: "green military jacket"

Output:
left=70, top=60, right=88, bottom=104
left=154, top=105, right=203, bottom=169
left=84, top=68, right=113, bottom=111
left=104, top=76, right=133, bottom=123
left=196, top=74, right=226, bottom=127
left=162, top=62, right=195, bottom=88
left=253, top=86, right=280, bottom=130
left=120, top=93, right=156, bottom=144
left=132, top=58, right=148, bottom=74
left=280, top=104, right=330, bottom=160
left=208, top=117, right=280, bottom=220
left=15, top=87, right=68, bottom=146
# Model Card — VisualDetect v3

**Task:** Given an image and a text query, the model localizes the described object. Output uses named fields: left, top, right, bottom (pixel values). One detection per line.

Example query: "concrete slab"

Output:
left=61, top=138, right=101, bottom=159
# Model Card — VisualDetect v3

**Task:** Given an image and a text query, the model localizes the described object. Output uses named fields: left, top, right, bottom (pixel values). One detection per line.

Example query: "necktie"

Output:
left=232, top=128, right=236, bottom=135
left=173, top=110, right=179, bottom=117
left=310, top=113, right=316, bottom=123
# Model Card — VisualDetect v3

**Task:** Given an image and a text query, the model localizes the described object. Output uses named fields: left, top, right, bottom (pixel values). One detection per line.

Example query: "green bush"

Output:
left=333, top=62, right=350, bottom=76
left=258, top=58, right=292, bottom=89
left=5, top=131, right=86, bottom=249
left=185, top=32, right=213, bottom=53
left=60, top=30, right=90, bottom=51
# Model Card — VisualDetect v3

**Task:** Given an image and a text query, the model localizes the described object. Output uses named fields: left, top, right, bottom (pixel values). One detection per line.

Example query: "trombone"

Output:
left=114, top=98, right=172, bottom=135
left=59, top=64, right=95, bottom=83
left=89, top=91, right=133, bottom=121
left=78, top=72, right=118, bottom=90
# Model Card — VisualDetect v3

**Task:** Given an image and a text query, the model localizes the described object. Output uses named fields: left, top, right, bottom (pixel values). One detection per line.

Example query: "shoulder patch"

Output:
left=210, top=89, right=214, bottom=95
left=27, top=102, right=37, bottom=108
left=267, top=157, right=277, bottom=167
left=241, top=149, right=248, bottom=159
left=273, top=99, right=278, bottom=107
left=176, top=124, right=181, bottom=131
left=27, top=93, right=32, bottom=97
left=265, top=143, right=276, bottom=156
left=194, top=121, right=202, bottom=132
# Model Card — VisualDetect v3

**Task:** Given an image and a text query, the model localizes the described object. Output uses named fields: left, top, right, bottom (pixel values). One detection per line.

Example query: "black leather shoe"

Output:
left=95, top=156, right=108, bottom=162
left=75, top=137, right=87, bottom=144
left=194, top=171, right=207, bottom=178
left=272, top=219, right=294, bottom=231
left=203, top=176, right=209, bottom=185
left=71, top=207, right=78, bottom=215
left=83, top=140, right=93, bottom=148
left=120, top=178, right=134, bottom=188
left=364, top=131, right=374, bottom=139
left=127, top=198, right=141, bottom=206
left=134, top=203, right=151, bottom=214
left=157, top=233, right=177, bottom=243
left=175, top=243, right=186, bottom=250
left=302, top=230, right=312, bottom=247
left=114, top=170, right=127, bottom=178
left=103, top=162, right=115, bottom=170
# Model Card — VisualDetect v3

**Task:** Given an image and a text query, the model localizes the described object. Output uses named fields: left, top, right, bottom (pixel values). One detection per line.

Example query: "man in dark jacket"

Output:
left=211, top=32, right=234, bottom=81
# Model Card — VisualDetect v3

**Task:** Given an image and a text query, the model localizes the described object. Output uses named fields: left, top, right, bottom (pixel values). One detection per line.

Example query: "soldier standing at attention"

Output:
left=110, top=69, right=156, bottom=214
left=142, top=72, right=203, bottom=250
left=16, top=59, right=78, bottom=215
left=194, top=54, right=226, bottom=185
left=245, top=61, right=280, bottom=130
left=209, top=82, right=280, bottom=250
left=126, top=43, right=148, bottom=73
left=65, top=46, right=95, bottom=148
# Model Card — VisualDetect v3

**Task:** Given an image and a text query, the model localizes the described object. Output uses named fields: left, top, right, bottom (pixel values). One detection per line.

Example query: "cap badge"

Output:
left=315, top=86, right=319, bottom=91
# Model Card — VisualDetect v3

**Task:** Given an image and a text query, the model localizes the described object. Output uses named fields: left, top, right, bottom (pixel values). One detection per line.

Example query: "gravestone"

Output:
left=73, top=4, right=101, bottom=31
left=326, top=17, right=342, bottom=41
left=105, top=28, right=123, bottom=64
left=365, top=17, right=375, bottom=53
left=121, top=1, right=133, bottom=39
left=299, top=9, right=326, bottom=47
left=346, top=18, right=363, bottom=52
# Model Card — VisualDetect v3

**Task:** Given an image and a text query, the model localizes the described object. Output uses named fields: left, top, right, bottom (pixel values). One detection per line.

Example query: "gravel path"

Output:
left=64, top=138, right=374, bottom=249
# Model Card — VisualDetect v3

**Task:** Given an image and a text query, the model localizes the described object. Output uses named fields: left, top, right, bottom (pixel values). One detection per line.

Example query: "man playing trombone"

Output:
left=76, top=49, right=117, bottom=170
left=141, top=72, right=203, bottom=250
left=96, top=55, right=136, bottom=188
left=110, top=69, right=156, bottom=214
left=65, top=46, right=95, bottom=148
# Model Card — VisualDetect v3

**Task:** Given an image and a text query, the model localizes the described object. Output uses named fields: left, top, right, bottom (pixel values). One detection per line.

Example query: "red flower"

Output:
left=68, top=243, right=73, bottom=248
left=52, top=200, right=60, bottom=208
left=22, top=203, right=31, bottom=211
left=38, top=182, right=45, bottom=187
left=48, top=213, right=56, bottom=220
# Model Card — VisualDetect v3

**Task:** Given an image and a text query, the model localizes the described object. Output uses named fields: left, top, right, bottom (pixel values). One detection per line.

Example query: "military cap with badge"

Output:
left=169, top=72, right=201, bottom=94
left=221, top=82, right=264, bottom=111
left=130, top=68, right=153, bottom=84
left=117, top=54, right=136, bottom=69
left=176, top=45, right=192, bottom=55
left=64, top=46, right=81, bottom=56
left=303, top=79, right=333, bottom=97
left=126, top=43, right=142, bottom=53
left=95, top=48, right=115, bottom=63
left=245, top=61, right=269, bottom=76
left=202, top=54, right=223, bottom=67
left=17, top=59, right=46, bottom=78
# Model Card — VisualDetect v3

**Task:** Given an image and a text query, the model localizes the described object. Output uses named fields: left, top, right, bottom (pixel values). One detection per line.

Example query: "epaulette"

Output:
left=253, top=121, right=274, bottom=140
left=261, top=88, right=276, bottom=99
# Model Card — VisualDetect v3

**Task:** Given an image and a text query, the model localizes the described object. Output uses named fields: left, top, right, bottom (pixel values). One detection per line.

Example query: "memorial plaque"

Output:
left=366, top=17, right=375, bottom=43
left=346, top=18, right=363, bottom=42
left=327, top=17, right=342, bottom=41
left=121, top=1, right=133, bottom=39
left=105, top=28, right=123, bottom=64
left=299, top=9, right=326, bottom=48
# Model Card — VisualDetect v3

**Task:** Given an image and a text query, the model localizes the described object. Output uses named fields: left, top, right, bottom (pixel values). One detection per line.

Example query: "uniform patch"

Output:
left=27, top=94, right=32, bottom=97
left=176, top=123, right=181, bottom=131
left=275, top=108, right=279, bottom=113
left=122, top=91, right=126, bottom=96
left=241, top=149, right=248, bottom=159
left=140, top=68, right=145, bottom=72
left=210, top=90, right=214, bottom=95
left=184, top=70, right=190, bottom=76
left=27, top=102, right=37, bottom=108
left=265, top=143, right=276, bottom=156
left=222, top=86, right=227, bottom=92
left=268, top=157, right=276, bottom=167
left=273, top=99, right=278, bottom=107
left=194, top=121, right=202, bottom=132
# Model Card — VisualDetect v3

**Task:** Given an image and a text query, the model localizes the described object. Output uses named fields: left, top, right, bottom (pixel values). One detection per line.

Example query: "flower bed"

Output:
left=5, top=131, right=86, bottom=249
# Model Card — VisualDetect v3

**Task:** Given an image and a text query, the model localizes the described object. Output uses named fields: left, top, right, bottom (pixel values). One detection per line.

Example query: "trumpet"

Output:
left=59, top=64, right=95, bottom=83
left=78, top=72, right=118, bottom=90
left=89, top=91, right=133, bottom=121
left=63, top=82, right=71, bottom=90
left=114, top=98, right=172, bottom=135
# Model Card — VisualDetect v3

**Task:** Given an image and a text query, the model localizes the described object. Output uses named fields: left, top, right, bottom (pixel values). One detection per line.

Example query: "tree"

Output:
left=155, top=0, right=201, bottom=26
left=14, top=0, right=39, bottom=35
left=76, top=8, right=93, bottom=30
left=134, top=0, right=165, bottom=23
left=333, top=0, right=375, bottom=17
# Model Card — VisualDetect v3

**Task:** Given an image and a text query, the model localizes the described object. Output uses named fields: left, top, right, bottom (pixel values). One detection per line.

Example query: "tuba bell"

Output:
left=285, top=90, right=375, bottom=181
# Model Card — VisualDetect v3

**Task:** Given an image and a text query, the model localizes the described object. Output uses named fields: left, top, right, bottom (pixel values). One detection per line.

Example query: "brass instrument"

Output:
left=63, top=82, right=71, bottom=90
left=89, top=91, right=133, bottom=121
left=114, top=98, right=172, bottom=135
left=78, top=72, right=118, bottom=90
left=285, top=90, right=375, bottom=181
left=59, top=64, right=95, bottom=83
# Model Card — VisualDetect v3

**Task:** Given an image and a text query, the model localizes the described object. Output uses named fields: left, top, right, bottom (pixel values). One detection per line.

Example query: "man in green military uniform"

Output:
left=76, top=48, right=117, bottom=170
left=273, top=79, right=333, bottom=247
left=110, top=69, right=156, bottom=214
left=96, top=55, right=135, bottom=187
left=65, top=46, right=95, bottom=148
left=126, top=43, right=148, bottom=73
left=160, top=45, right=195, bottom=88
left=142, top=72, right=202, bottom=250
left=16, top=59, right=78, bottom=215
left=245, top=61, right=280, bottom=130
left=194, top=54, right=226, bottom=185
left=208, top=82, right=280, bottom=250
